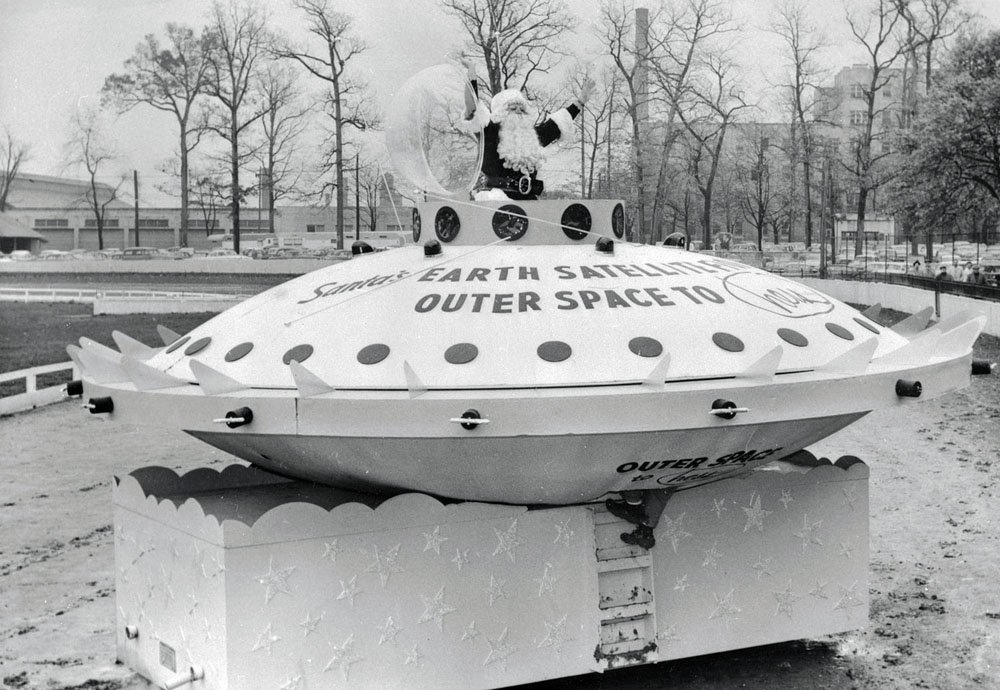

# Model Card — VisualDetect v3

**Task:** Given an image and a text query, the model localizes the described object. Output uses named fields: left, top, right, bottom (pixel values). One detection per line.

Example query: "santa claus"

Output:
left=461, top=61, right=593, bottom=200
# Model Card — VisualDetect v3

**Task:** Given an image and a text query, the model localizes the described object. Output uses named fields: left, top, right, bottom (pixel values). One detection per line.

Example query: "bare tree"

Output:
left=771, top=0, right=826, bottom=248
left=255, top=63, right=308, bottom=232
left=563, top=65, right=619, bottom=199
left=1, top=126, right=30, bottom=212
left=191, top=170, right=228, bottom=236
left=103, top=24, right=212, bottom=248
left=444, top=0, right=576, bottom=95
left=844, top=0, right=906, bottom=257
left=735, top=125, right=783, bottom=250
left=357, top=158, right=384, bottom=233
left=648, top=0, right=734, bottom=242
left=64, top=108, right=124, bottom=250
left=679, top=54, right=749, bottom=248
left=204, top=0, right=269, bottom=254
left=280, top=0, right=376, bottom=249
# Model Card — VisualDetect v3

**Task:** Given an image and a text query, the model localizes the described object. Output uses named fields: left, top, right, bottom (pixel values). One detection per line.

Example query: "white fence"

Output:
left=0, top=361, right=77, bottom=416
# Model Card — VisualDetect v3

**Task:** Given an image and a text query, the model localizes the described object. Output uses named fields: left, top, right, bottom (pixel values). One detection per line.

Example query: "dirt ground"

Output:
left=1, top=318, right=998, bottom=689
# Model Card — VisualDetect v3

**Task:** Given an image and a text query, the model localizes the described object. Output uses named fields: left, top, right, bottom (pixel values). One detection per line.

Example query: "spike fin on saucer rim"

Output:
left=66, top=344, right=84, bottom=370
left=818, top=338, right=878, bottom=374
left=861, top=303, right=882, bottom=320
left=288, top=360, right=334, bottom=397
left=874, top=329, right=942, bottom=367
left=76, top=348, right=130, bottom=383
left=120, top=356, right=187, bottom=391
left=79, top=336, right=123, bottom=362
left=189, top=359, right=248, bottom=395
left=156, top=325, right=181, bottom=346
left=112, top=330, right=155, bottom=360
left=403, top=361, right=427, bottom=399
left=936, top=316, right=986, bottom=356
left=642, top=353, right=672, bottom=387
left=928, top=310, right=979, bottom=335
left=740, top=346, right=783, bottom=381
left=891, top=306, right=934, bottom=337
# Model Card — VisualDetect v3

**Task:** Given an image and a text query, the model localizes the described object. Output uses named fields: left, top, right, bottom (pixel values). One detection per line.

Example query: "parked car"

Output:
left=204, top=248, right=242, bottom=260
left=8, top=250, right=35, bottom=261
left=120, top=247, right=160, bottom=260
left=39, top=249, right=73, bottom=260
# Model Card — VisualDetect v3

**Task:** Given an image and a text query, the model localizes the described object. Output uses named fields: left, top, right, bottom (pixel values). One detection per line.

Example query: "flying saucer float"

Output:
left=71, top=66, right=987, bottom=505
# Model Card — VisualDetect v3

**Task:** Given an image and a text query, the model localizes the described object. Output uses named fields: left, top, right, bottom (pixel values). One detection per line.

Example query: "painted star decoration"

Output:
left=674, top=574, right=689, bottom=592
left=251, top=623, right=280, bottom=655
left=793, top=514, right=824, bottom=551
left=657, top=625, right=680, bottom=647
left=534, top=563, right=558, bottom=597
left=257, top=557, right=295, bottom=604
left=483, top=626, right=517, bottom=670
left=452, top=548, right=470, bottom=571
left=842, top=485, right=858, bottom=510
left=779, top=489, right=794, bottom=510
left=661, top=512, right=693, bottom=553
left=462, top=620, right=480, bottom=641
left=422, top=526, right=448, bottom=556
left=772, top=581, right=801, bottom=619
left=492, top=519, right=523, bottom=563
left=321, top=539, right=342, bottom=563
left=712, top=498, right=727, bottom=519
left=324, top=634, right=362, bottom=681
left=367, top=543, right=404, bottom=588
left=709, top=589, right=741, bottom=628
left=418, top=586, right=457, bottom=631
left=486, top=575, right=508, bottom=607
left=752, top=554, right=774, bottom=579
left=404, top=644, right=423, bottom=667
left=538, top=614, right=569, bottom=652
left=834, top=581, right=865, bottom=611
left=808, top=579, right=830, bottom=599
left=702, top=542, right=723, bottom=570
left=337, top=575, right=363, bottom=607
left=839, top=541, right=854, bottom=559
left=278, top=674, right=302, bottom=690
left=377, top=616, right=402, bottom=645
left=742, top=493, right=773, bottom=533
left=553, top=518, right=574, bottom=546
left=300, top=611, right=323, bottom=636
left=202, top=618, right=214, bottom=643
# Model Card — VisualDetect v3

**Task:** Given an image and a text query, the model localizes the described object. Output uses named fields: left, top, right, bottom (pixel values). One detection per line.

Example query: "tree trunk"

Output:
left=854, top=188, right=868, bottom=258
left=179, top=129, right=189, bottom=248
left=231, top=119, right=241, bottom=255
left=701, top=187, right=712, bottom=248
left=802, top=157, right=813, bottom=248
left=334, top=78, right=345, bottom=250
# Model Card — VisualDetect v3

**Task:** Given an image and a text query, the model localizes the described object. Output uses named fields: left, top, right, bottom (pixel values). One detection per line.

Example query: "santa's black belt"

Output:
left=481, top=174, right=544, bottom=196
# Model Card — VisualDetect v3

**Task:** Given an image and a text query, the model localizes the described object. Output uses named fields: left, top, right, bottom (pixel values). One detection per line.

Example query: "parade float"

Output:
left=69, top=65, right=991, bottom=688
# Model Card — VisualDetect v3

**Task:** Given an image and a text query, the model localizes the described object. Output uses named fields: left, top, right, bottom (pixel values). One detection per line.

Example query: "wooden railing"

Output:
left=0, top=361, right=78, bottom=416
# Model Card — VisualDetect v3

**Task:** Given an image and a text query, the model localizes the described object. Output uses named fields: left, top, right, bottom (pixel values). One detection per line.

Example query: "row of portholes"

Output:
left=414, top=202, right=627, bottom=244
left=163, top=317, right=879, bottom=368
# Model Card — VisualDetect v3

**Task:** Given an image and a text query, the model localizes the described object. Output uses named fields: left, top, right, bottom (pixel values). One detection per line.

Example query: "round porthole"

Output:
left=628, top=336, right=663, bottom=358
left=612, top=203, right=625, bottom=239
left=492, top=204, right=528, bottom=241
left=825, top=323, right=855, bottom=340
left=854, top=317, right=880, bottom=334
left=357, top=344, right=390, bottom=365
left=712, top=332, right=745, bottom=353
left=412, top=208, right=422, bottom=243
left=165, top=335, right=191, bottom=354
left=444, top=343, right=478, bottom=364
left=537, top=341, right=572, bottom=362
left=282, top=344, right=314, bottom=364
left=561, top=203, right=592, bottom=241
left=434, top=206, right=460, bottom=242
left=777, top=328, right=808, bottom=347
left=225, top=342, right=254, bottom=362
left=185, top=337, right=211, bottom=356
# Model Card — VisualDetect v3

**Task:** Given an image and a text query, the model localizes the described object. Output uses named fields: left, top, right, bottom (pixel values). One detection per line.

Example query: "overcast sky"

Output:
left=1, top=0, right=997, bottom=204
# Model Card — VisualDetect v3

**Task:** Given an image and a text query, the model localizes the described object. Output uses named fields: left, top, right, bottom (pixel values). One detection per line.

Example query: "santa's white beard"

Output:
left=496, top=112, right=547, bottom=176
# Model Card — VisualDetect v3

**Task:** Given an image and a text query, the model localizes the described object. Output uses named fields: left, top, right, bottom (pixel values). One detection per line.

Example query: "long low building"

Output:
left=2, top=173, right=415, bottom=253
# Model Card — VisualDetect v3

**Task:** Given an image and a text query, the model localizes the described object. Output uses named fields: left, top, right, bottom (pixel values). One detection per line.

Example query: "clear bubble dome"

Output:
left=386, top=64, right=484, bottom=198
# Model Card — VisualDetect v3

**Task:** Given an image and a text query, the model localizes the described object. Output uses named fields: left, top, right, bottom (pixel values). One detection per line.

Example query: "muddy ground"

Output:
left=1, top=319, right=998, bottom=689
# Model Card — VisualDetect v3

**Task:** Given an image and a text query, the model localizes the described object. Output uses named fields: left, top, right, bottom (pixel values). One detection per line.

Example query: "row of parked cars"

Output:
left=1, top=246, right=356, bottom=262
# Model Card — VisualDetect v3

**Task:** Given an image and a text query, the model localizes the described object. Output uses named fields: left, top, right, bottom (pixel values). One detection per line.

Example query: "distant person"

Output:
left=935, top=264, right=949, bottom=281
left=968, top=265, right=987, bottom=285
left=911, top=260, right=922, bottom=275
left=961, top=261, right=974, bottom=281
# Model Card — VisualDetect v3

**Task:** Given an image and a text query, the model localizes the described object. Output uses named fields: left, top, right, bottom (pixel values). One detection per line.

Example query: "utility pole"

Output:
left=133, top=170, right=140, bottom=247
left=355, top=153, right=361, bottom=240
left=580, top=105, right=586, bottom=198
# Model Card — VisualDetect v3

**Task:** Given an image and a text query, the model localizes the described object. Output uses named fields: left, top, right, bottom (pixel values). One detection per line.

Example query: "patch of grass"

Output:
left=0, top=303, right=215, bottom=393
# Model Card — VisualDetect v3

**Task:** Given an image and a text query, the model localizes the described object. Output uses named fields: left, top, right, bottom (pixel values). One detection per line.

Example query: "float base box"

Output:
left=113, top=453, right=868, bottom=689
